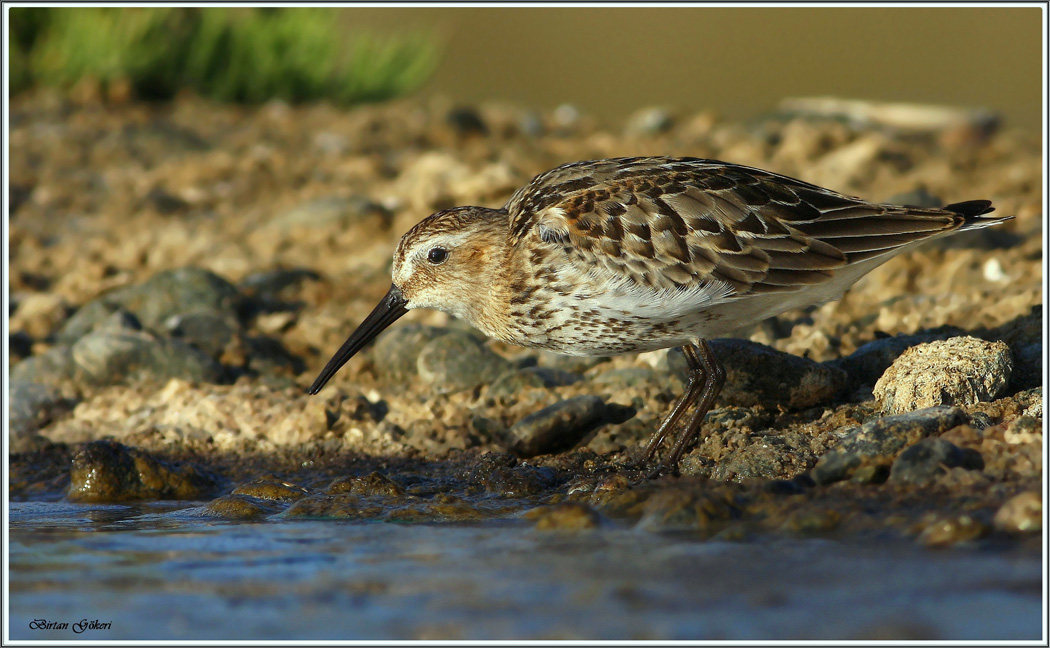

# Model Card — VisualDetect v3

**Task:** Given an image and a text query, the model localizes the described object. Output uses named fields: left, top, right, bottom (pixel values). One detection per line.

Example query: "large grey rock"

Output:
left=834, top=406, right=967, bottom=459
left=72, top=327, right=222, bottom=386
left=505, top=396, right=608, bottom=457
left=416, top=331, right=513, bottom=395
left=371, top=324, right=450, bottom=384
left=58, top=267, right=243, bottom=344
left=668, top=339, right=846, bottom=410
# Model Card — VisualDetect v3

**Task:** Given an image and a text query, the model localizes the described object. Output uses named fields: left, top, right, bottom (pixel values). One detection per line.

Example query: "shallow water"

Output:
left=7, top=500, right=1042, bottom=641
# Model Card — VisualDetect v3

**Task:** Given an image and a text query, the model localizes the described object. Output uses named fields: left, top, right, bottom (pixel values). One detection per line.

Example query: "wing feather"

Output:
left=506, top=157, right=985, bottom=299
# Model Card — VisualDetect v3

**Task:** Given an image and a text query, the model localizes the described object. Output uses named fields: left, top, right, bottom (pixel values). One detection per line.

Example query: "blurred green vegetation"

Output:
left=8, top=7, right=439, bottom=104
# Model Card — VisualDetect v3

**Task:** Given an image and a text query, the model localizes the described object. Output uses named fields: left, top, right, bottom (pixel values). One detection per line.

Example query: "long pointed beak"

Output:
left=307, top=284, right=408, bottom=394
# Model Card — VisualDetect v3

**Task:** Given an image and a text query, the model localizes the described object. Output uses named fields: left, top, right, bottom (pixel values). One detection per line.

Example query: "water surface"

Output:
left=8, top=500, right=1042, bottom=640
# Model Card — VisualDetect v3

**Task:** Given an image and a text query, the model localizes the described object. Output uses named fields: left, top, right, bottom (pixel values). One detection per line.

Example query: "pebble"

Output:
left=916, top=513, right=990, bottom=547
left=992, top=491, right=1041, bottom=534
left=144, top=186, right=190, bottom=214
left=232, top=479, right=309, bottom=501
left=888, top=438, right=985, bottom=486
left=8, top=381, right=71, bottom=453
left=58, top=267, right=243, bottom=344
left=635, top=488, right=739, bottom=533
left=467, top=452, right=559, bottom=497
left=281, top=495, right=387, bottom=521
left=624, top=106, right=675, bottom=135
left=10, top=345, right=77, bottom=386
left=488, top=366, right=581, bottom=398
left=874, top=336, right=1013, bottom=414
left=239, top=267, right=322, bottom=301
left=416, top=331, right=513, bottom=394
left=164, top=311, right=236, bottom=359
left=505, top=396, right=609, bottom=457
left=371, top=324, right=451, bottom=384
left=779, top=508, right=841, bottom=535
left=526, top=502, right=602, bottom=531
left=71, top=326, right=222, bottom=387
left=203, top=494, right=282, bottom=520
left=445, top=106, right=489, bottom=136
left=267, top=195, right=393, bottom=230
left=668, top=339, right=846, bottom=410
left=326, top=471, right=405, bottom=497
left=809, top=450, right=863, bottom=486
left=834, top=406, right=967, bottom=459
left=68, top=440, right=221, bottom=502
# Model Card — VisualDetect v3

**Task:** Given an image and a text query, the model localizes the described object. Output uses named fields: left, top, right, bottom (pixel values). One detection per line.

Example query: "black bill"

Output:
left=307, top=284, right=408, bottom=394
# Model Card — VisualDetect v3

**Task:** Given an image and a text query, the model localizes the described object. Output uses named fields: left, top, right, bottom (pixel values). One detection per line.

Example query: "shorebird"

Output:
left=308, top=157, right=1009, bottom=477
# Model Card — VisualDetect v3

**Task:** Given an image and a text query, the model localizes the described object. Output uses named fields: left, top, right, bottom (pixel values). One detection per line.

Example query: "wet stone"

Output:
left=779, top=508, right=841, bottom=535
left=888, top=438, right=985, bottom=486
left=810, top=450, right=863, bottom=486
left=326, top=471, right=405, bottom=497
left=489, top=366, right=581, bottom=398
left=874, top=336, right=1013, bottom=414
left=9, top=381, right=73, bottom=453
left=204, top=493, right=282, bottom=520
left=416, top=331, right=513, bottom=394
left=850, top=463, right=891, bottom=485
left=668, top=339, right=846, bottom=410
left=282, top=494, right=386, bottom=520
left=992, top=491, right=1041, bottom=534
left=231, top=479, right=309, bottom=501
left=68, top=440, right=221, bottom=502
left=467, top=452, right=559, bottom=497
left=58, top=267, right=243, bottom=344
left=916, top=513, right=991, bottom=547
left=834, top=406, right=967, bottom=460
left=526, top=502, right=602, bottom=531
left=635, top=488, right=739, bottom=533
left=505, top=395, right=609, bottom=457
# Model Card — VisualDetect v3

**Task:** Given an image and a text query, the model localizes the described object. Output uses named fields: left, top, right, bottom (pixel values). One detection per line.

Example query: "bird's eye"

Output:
left=427, top=247, right=448, bottom=265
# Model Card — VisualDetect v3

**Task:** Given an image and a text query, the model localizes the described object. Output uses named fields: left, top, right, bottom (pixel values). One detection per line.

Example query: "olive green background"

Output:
left=345, top=6, right=1042, bottom=133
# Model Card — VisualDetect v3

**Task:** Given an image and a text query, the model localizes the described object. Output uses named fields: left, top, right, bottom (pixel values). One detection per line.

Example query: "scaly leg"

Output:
left=643, top=340, right=726, bottom=478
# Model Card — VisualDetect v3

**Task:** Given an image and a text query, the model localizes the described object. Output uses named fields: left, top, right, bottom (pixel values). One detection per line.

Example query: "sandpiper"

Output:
left=308, top=156, right=1010, bottom=476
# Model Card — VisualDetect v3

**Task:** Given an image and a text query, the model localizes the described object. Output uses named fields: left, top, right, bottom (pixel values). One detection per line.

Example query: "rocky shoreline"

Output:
left=8, top=90, right=1043, bottom=545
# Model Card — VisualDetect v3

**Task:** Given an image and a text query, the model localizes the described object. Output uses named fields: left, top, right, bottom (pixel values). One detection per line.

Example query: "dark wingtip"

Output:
left=944, top=199, right=995, bottom=218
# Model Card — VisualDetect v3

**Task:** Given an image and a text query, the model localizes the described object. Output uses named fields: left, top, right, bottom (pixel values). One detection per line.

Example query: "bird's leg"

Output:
left=647, top=340, right=725, bottom=477
left=638, top=343, right=707, bottom=466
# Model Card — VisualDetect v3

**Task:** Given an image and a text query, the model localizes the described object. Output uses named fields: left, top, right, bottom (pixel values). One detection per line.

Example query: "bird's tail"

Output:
left=943, top=200, right=1013, bottom=230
